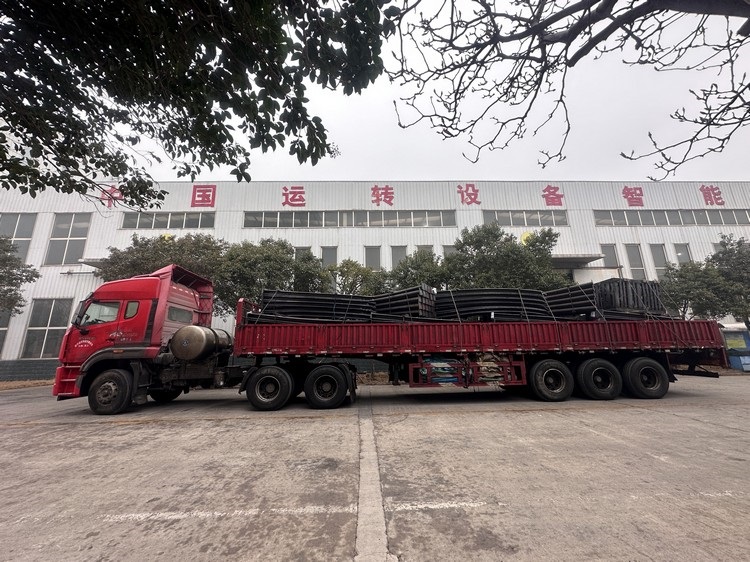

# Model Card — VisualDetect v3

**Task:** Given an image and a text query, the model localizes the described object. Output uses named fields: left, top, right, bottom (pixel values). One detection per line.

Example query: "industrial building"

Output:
left=2, top=179, right=749, bottom=378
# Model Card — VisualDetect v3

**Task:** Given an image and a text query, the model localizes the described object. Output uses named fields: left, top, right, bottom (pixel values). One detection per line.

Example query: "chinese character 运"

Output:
left=282, top=185, right=306, bottom=207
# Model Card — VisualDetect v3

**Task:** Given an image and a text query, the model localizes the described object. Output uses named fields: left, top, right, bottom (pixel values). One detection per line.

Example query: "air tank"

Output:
left=169, top=325, right=233, bottom=361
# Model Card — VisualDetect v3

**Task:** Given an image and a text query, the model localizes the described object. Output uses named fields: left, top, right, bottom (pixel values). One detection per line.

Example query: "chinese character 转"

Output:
left=371, top=184, right=395, bottom=206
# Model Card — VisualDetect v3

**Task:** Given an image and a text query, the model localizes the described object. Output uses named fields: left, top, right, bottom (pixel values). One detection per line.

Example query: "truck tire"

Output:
left=88, top=369, right=133, bottom=415
left=528, top=359, right=574, bottom=402
left=622, top=357, right=669, bottom=399
left=148, top=389, right=183, bottom=403
left=304, top=365, right=348, bottom=409
left=246, top=366, right=293, bottom=411
left=575, top=358, right=622, bottom=400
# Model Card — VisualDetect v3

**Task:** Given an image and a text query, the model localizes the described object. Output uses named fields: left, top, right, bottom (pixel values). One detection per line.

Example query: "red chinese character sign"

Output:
left=192, top=184, right=216, bottom=207
left=457, top=183, right=481, bottom=205
left=541, top=185, right=564, bottom=206
left=699, top=184, right=725, bottom=206
left=622, top=186, right=644, bottom=207
left=282, top=185, right=306, bottom=207
left=371, top=184, right=395, bottom=206
left=99, top=185, right=123, bottom=208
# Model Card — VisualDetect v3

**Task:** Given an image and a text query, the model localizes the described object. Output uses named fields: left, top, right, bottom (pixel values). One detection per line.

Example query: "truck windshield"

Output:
left=81, top=302, right=120, bottom=325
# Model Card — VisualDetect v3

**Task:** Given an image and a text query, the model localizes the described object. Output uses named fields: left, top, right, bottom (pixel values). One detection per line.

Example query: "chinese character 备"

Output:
left=541, top=185, right=564, bottom=206
left=622, top=186, right=644, bottom=207
left=282, top=185, right=306, bottom=207
left=699, top=184, right=725, bottom=206
left=371, top=184, right=395, bottom=206
left=192, top=184, right=216, bottom=207
left=457, top=183, right=481, bottom=205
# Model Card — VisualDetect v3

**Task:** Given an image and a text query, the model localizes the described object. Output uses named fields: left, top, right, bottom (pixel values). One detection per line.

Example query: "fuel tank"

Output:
left=169, top=325, right=233, bottom=361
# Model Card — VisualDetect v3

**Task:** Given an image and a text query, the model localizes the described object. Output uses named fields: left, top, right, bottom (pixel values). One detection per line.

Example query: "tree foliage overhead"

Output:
left=389, top=248, right=446, bottom=289
left=660, top=234, right=750, bottom=327
left=1, top=0, right=389, bottom=208
left=387, top=1, right=750, bottom=177
left=0, top=237, right=40, bottom=315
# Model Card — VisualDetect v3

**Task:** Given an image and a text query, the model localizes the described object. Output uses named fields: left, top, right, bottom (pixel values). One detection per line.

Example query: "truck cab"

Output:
left=53, top=265, right=231, bottom=414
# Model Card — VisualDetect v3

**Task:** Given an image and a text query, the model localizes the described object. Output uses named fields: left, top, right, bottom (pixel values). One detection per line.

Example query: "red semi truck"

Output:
left=53, top=265, right=728, bottom=415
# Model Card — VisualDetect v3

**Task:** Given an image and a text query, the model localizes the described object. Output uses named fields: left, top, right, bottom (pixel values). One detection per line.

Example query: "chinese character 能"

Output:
left=699, top=184, right=725, bottom=206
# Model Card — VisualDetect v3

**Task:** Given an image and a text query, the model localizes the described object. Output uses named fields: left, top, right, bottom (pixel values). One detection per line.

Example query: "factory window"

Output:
left=594, top=209, right=750, bottom=227
left=600, top=244, right=619, bottom=269
left=321, top=247, right=338, bottom=267
left=650, top=244, right=668, bottom=280
left=484, top=210, right=569, bottom=227
left=243, top=210, right=458, bottom=228
left=124, top=212, right=215, bottom=229
left=624, top=244, right=646, bottom=280
left=365, top=246, right=381, bottom=270
left=0, top=310, right=9, bottom=355
left=391, top=246, right=407, bottom=266
left=674, top=243, right=692, bottom=265
left=0, top=213, right=36, bottom=261
left=443, top=245, right=456, bottom=257
left=21, top=299, right=73, bottom=358
left=45, top=213, right=91, bottom=265
left=416, top=245, right=433, bottom=254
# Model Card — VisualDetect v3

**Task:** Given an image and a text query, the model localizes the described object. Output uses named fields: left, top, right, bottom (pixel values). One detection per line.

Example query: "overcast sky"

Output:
left=151, top=31, right=750, bottom=185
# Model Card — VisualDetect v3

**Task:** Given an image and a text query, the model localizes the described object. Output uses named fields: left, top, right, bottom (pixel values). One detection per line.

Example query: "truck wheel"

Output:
left=88, top=369, right=133, bottom=415
left=622, top=357, right=669, bottom=399
left=148, top=389, right=183, bottom=403
left=305, top=365, right=348, bottom=409
left=529, top=359, right=574, bottom=402
left=246, top=366, right=293, bottom=411
left=575, top=358, right=622, bottom=400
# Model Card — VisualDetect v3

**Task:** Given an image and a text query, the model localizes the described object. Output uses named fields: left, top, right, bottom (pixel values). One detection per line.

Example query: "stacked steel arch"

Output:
left=243, top=278, right=669, bottom=324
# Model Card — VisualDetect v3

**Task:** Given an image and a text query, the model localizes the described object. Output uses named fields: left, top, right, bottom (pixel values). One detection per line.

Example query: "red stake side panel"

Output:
left=234, top=319, right=726, bottom=358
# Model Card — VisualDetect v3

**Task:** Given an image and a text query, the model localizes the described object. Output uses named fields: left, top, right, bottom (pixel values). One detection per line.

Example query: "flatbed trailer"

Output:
left=233, top=300, right=727, bottom=407
left=53, top=266, right=728, bottom=414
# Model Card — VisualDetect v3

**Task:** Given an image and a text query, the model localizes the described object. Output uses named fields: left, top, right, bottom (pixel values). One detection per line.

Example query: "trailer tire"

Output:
left=529, top=359, right=574, bottom=402
left=88, top=369, right=133, bottom=415
left=148, top=389, right=183, bottom=403
left=305, top=365, right=348, bottom=409
left=575, top=358, right=622, bottom=400
left=246, top=366, right=293, bottom=411
left=622, top=357, right=669, bottom=399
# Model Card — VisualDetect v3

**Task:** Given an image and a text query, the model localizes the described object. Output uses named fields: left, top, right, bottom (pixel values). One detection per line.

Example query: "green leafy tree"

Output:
left=389, top=248, right=446, bottom=289
left=660, top=235, right=750, bottom=327
left=216, top=239, right=332, bottom=311
left=660, top=262, right=734, bottom=320
left=330, top=259, right=390, bottom=295
left=1, top=1, right=389, bottom=208
left=707, top=234, right=750, bottom=327
left=96, top=234, right=228, bottom=282
left=443, top=224, right=569, bottom=290
left=0, top=237, right=40, bottom=315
